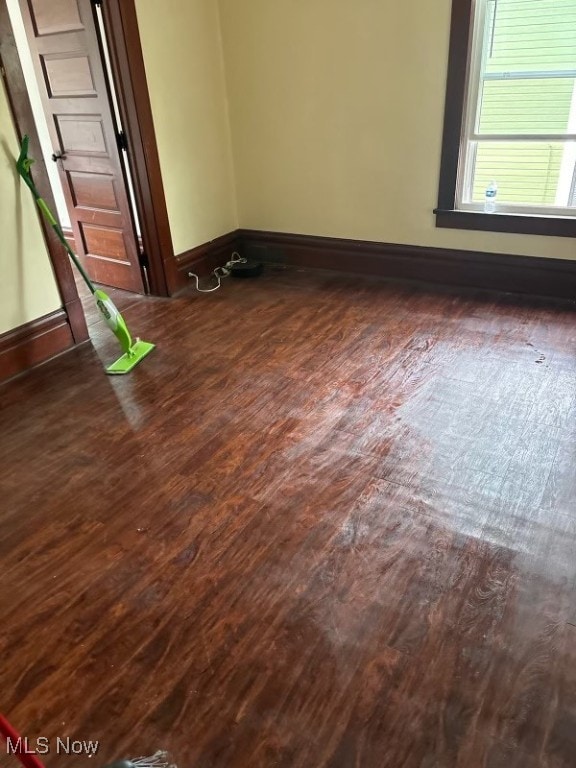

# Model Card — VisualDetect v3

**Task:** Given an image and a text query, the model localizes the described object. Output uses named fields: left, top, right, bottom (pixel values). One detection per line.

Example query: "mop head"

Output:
left=103, top=752, right=177, bottom=768
left=106, top=339, right=155, bottom=375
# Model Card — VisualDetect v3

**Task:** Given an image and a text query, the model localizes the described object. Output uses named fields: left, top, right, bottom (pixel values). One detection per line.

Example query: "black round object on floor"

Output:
left=230, top=260, right=263, bottom=278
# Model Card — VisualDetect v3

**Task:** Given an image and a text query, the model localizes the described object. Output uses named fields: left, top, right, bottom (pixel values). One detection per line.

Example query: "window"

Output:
left=436, top=0, right=576, bottom=236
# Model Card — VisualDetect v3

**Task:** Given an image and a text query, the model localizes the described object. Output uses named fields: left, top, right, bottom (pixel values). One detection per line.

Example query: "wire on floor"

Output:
left=188, top=252, right=246, bottom=292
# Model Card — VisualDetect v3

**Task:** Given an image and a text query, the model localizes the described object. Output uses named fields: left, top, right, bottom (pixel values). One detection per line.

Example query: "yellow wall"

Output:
left=0, top=79, right=61, bottom=336
left=218, top=0, right=576, bottom=261
left=135, top=0, right=237, bottom=256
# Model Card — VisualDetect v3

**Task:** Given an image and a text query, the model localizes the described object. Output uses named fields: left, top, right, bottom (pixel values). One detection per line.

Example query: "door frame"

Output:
left=0, top=0, right=176, bottom=304
left=99, top=0, right=176, bottom=295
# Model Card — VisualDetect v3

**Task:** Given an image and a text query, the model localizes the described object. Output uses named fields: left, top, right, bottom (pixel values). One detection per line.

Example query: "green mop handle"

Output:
left=15, top=135, right=157, bottom=374
left=34, top=194, right=130, bottom=346
left=35, top=196, right=96, bottom=294
left=37, top=199, right=95, bottom=295
left=16, top=135, right=95, bottom=295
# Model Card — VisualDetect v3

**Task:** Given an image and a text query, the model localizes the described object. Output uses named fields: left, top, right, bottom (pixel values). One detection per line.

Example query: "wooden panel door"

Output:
left=19, top=0, right=145, bottom=293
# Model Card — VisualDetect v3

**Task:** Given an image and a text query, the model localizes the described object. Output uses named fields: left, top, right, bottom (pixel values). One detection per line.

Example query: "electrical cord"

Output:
left=188, top=252, right=246, bottom=293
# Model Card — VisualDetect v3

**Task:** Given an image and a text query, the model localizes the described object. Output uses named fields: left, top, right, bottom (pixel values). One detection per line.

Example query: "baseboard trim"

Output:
left=0, top=309, right=76, bottom=384
left=238, top=229, right=576, bottom=300
left=172, top=231, right=241, bottom=293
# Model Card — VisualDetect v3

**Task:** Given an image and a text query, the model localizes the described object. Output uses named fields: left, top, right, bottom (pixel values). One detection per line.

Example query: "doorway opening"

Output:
left=1, top=0, right=175, bottom=346
left=7, top=0, right=147, bottom=294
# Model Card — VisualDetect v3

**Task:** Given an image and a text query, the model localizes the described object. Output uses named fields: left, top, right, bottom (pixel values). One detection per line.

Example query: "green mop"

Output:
left=16, top=135, right=154, bottom=375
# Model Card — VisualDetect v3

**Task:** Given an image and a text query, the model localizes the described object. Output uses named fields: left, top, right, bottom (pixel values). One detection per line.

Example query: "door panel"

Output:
left=82, top=225, right=126, bottom=259
left=69, top=171, right=118, bottom=210
left=42, top=54, right=96, bottom=98
left=55, top=115, right=107, bottom=154
left=29, top=0, right=83, bottom=35
left=20, top=0, right=144, bottom=293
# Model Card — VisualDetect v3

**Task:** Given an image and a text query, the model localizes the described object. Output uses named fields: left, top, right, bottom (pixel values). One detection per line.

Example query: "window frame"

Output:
left=435, top=0, right=576, bottom=237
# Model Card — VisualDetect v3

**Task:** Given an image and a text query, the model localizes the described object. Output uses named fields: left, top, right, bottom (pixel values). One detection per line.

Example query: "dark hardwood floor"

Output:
left=1, top=266, right=575, bottom=768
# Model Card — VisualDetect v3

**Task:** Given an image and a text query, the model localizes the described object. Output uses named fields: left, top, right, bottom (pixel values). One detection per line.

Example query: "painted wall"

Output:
left=0, top=79, right=62, bottom=336
left=218, top=0, right=576, bottom=261
left=135, top=0, right=237, bottom=256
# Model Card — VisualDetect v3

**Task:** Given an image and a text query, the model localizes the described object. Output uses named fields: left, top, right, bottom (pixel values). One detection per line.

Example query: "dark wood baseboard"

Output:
left=172, top=231, right=241, bottom=293
left=238, top=229, right=576, bottom=301
left=0, top=310, right=76, bottom=384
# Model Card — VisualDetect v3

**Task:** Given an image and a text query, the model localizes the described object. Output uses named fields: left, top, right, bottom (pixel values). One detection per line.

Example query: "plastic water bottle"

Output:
left=484, top=181, right=498, bottom=213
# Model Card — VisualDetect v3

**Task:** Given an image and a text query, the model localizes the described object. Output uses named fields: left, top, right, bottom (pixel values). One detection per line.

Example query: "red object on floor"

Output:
left=0, top=715, right=47, bottom=768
